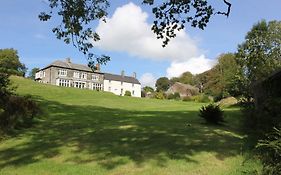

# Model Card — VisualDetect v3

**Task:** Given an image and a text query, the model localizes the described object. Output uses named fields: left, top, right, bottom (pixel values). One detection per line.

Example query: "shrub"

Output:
left=0, top=95, right=40, bottom=131
left=256, top=127, right=281, bottom=175
left=182, top=96, right=193, bottom=102
left=124, top=90, right=131, bottom=96
left=199, top=104, right=224, bottom=124
left=154, top=91, right=166, bottom=99
left=167, top=92, right=181, bottom=100
left=192, top=94, right=212, bottom=103
left=242, top=98, right=281, bottom=136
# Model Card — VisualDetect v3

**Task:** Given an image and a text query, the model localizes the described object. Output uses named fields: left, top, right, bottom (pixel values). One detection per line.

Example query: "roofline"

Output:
left=38, top=65, right=104, bottom=74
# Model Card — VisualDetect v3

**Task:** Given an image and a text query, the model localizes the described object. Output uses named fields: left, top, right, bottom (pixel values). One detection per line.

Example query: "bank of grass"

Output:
left=0, top=76, right=261, bottom=175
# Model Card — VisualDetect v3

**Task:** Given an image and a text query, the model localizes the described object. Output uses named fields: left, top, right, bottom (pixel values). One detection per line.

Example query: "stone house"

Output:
left=35, top=58, right=141, bottom=97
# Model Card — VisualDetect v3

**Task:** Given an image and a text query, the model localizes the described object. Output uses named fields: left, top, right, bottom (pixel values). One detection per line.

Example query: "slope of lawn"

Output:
left=0, top=76, right=260, bottom=175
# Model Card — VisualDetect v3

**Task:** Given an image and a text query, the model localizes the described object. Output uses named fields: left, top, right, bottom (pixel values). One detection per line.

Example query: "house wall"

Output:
left=36, top=67, right=103, bottom=89
left=103, top=80, right=141, bottom=97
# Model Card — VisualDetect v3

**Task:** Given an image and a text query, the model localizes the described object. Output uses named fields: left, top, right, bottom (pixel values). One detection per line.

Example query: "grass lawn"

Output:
left=0, top=76, right=261, bottom=175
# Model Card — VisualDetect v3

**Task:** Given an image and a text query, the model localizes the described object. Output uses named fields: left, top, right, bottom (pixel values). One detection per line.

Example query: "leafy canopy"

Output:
left=155, top=77, right=170, bottom=92
left=0, top=48, right=27, bottom=76
left=236, top=20, right=281, bottom=97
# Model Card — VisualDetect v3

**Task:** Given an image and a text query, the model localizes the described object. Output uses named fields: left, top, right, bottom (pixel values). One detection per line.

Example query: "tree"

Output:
left=39, top=0, right=231, bottom=67
left=170, top=71, right=194, bottom=85
left=155, top=77, right=170, bottom=92
left=236, top=20, right=281, bottom=98
left=143, top=86, right=154, bottom=93
left=194, top=53, right=239, bottom=100
left=29, top=68, right=40, bottom=80
left=0, top=48, right=27, bottom=76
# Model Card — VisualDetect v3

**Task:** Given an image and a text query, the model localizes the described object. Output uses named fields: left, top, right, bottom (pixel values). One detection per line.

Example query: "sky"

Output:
left=0, top=0, right=280, bottom=87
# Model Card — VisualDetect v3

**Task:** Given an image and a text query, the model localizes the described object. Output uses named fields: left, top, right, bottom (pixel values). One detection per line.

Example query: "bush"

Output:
left=167, top=92, right=181, bottom=100
left=0, top=95, right=40, bottom=131
left=182, top=96, right=193, bottom=102
left=256, top=127, right=281, bottom=175
left=192, top=94, right=212, bottom=103
left=199, top=104, right=224, bottom=124
left=124, top=90, right=131, bottom=96
left=242, top=98, right=281, bottom=136
left=154, top=91, right=166, bottom=99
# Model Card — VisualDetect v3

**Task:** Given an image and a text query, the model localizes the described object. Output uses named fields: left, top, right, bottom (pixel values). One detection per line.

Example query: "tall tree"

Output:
left=195, top=53, right=239, bottom=100
left=0, top=48, right=27, bottom=76
left=39, top=0, right=231, bottom=67
left=29, top=67, right=40, bottom=80
left=236, top=20, right=281, bottom=97
left=155, top=77, right=170, bottom=92
left=171, top=71, right=194, bottom=85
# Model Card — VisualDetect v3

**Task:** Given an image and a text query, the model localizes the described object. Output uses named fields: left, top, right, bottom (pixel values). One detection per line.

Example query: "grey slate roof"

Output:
left=44, top=60, right=93, bottom=72
left=104, top=73, right=140, bottom=84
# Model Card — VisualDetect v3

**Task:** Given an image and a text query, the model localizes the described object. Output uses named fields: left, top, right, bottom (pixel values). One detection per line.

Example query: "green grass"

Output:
left=0, top=76, right=261, bottom=175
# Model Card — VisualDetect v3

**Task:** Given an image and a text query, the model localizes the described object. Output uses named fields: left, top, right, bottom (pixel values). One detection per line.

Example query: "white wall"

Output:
left=103, top=80, right=141, bottom=97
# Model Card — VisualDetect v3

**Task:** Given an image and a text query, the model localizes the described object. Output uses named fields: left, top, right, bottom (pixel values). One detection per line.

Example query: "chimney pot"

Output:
left=66, top=58, right=71, bottom=63
left=121, top=70, right=125, bottom=77
left=95, top=63, right=100, bottom=72
left=133, top=72, right=136, bottom=78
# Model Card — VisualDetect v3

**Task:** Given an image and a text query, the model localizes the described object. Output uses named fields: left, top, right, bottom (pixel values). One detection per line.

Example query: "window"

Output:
left=43, top=71, right=46, bottom=77
left=74, top=81, right=86, bottom=89
left=92, top=83, right=103, bottom=91
left=132, top=90, right=135, bottom=95
left=132, top=83, right=134, bottom=87
left=73, top=72, right=80, bottom=78
left=121, top=88, right=123, bottom=95
left=108, top=86, right=111, bottom=91
left=58, top=69, right=67, bottom=76
left=58, top=79, right=70, bottom=87
left=92, top=74, right=99, bottom=80
left=81, top=73, right=87, bottom=79
left=121, top=81, right=123, bottom=86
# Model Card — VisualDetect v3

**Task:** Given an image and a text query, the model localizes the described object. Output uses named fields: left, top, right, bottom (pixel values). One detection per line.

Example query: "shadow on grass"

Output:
left=0, top=97, right=244, bottom=169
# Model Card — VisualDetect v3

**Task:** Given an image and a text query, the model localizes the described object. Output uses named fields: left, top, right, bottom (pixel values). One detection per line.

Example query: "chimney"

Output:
left=121, top=70, right=125, bottom=77
left=66, top=58, right=71, bottom=63
left=133, top=72, right=136, bottom=78
left=95, top=63, right=100, bottom=72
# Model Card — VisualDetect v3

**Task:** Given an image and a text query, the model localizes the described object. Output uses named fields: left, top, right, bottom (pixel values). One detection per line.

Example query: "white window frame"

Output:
left=92, top=83, right=103, bottom=91
left=92, top=74, right=99, bottom=80
left=73, top=72, right=80, bottom=78
left=74, top=81, right=86, bottom=89
left=58, top=69, right=67, bottom=76
left=57, top=79, right=70, bottom=87
left=81, top=73, right=87, bottom=79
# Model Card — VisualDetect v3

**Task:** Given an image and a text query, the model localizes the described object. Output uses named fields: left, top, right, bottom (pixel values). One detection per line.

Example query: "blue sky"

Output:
left=0, top=0, right=280, bottom=87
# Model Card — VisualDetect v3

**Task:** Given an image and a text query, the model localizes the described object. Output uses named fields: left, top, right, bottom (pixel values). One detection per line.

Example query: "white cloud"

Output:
left=94, top=2, right=199, bottom=62
left=140, top=73, right=156, bottom=88
left=166, top=55, right=216, bottom=78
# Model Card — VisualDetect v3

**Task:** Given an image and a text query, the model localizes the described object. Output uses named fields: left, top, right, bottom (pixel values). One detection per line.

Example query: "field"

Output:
left=0, top=77, right=260, bottom=175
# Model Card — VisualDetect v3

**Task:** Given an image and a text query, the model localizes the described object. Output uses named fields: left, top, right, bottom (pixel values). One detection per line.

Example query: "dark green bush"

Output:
left=199, top=104, right=224, bottom=124
left=192, top=94, right=212, bottom=103
left=256, top=127, right=281, bottom=175
left=124, top=90, right=131, bottom=96
left=154, top=91, right=166, bottom=99
left=167, top=92, right=181, bottom=100
left=182, top=96, right=193, bottom=102
left=242, top=98, right=281, bottom=136
left=0, top=95, right=40, bottom=131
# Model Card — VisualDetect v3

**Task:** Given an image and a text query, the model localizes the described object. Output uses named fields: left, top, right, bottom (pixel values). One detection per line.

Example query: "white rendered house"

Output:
left=103, top=72, right=141, bottom=97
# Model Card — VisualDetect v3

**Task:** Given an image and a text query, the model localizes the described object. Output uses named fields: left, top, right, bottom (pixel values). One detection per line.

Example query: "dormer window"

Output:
left=58, top=69, right=67, bottom=76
